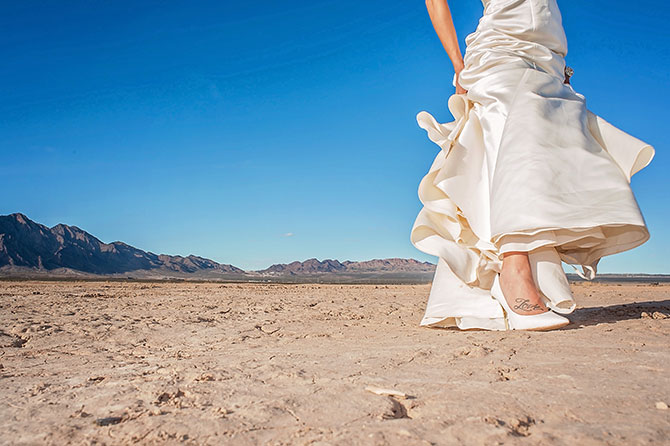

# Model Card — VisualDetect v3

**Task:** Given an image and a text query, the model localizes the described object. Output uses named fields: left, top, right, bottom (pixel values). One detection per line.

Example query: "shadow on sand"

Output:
left=564, top=299, right=670, bottom=329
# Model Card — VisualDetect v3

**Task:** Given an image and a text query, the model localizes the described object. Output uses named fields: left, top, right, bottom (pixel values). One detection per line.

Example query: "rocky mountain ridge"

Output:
left=0, top=213, right=435, bottom=278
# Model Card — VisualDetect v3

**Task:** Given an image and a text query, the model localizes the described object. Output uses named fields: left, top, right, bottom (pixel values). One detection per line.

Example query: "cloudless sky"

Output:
left=2, top=0, right=668, bottom=272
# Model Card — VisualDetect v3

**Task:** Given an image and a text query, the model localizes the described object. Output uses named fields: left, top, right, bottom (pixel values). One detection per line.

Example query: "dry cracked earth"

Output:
left=1, top=280, right=669, bottom=445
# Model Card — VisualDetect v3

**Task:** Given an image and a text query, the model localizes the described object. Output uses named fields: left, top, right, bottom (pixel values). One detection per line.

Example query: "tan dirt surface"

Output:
left=0, top=280, right=668, bottom=445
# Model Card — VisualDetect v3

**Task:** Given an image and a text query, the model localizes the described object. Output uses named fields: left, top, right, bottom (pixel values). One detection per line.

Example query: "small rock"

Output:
left=453, top=345, right=492, bottom=358
left=652, top=312, right=668, bottom=320
left=155, top=389, right=185, bottom=405
left=11, top=336, right=28, bottom=348
left=381, top=396, right=411, bottom=420
left=71, top=406, right=92, bottom=418
left=95, top=416, right=123, bottom=426
left=656, top=401, right=668, bottom=410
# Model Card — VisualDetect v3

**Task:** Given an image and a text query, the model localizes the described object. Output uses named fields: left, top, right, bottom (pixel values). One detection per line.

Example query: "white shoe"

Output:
left=491, top=274, right=570, bottom=331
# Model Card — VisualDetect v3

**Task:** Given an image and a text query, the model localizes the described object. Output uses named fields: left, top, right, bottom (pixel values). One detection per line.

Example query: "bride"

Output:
left=411, top=0, right=655, bottom=331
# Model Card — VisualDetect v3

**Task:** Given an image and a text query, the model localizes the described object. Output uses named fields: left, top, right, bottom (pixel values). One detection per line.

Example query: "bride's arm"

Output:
left=425, top=0, right=467, bottom=93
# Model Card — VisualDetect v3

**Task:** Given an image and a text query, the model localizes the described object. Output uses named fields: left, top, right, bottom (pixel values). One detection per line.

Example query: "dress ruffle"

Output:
left=412, top=93, right=654, bottom=286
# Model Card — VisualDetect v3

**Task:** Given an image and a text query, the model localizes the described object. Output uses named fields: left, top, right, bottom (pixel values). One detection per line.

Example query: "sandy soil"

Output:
left=0, top=280, right=668, bottom=445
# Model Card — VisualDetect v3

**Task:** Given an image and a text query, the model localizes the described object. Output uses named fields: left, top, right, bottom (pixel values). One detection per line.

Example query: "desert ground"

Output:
left=0, top=280, right=668, bottom=445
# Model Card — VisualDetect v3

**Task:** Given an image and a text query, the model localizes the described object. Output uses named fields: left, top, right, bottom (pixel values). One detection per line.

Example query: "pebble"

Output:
left=95, top=416, right=123, bottom=426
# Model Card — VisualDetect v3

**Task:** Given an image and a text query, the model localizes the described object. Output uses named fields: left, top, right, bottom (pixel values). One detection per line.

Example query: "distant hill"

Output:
left=0, top=213, right=436, bottom=282
left=254, top=257, right=435, bottom=275
left=0, top=213, right=244, bottom=277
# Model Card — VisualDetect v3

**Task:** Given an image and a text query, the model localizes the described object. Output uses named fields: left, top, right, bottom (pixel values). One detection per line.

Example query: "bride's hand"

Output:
left=455, top=70, right=468, bottom=95
left=563, top=65, right=573, bottom=84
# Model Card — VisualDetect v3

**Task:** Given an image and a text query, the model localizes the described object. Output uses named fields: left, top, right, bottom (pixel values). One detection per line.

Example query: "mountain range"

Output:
left=0, top=213, right=435, bottom=282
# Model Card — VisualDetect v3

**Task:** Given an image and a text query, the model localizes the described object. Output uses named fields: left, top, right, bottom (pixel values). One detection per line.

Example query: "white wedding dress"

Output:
left=410, top=0, right=655, bottom=330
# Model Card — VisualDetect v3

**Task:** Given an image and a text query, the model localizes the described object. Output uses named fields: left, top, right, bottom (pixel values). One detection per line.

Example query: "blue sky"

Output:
left=2, top=0, right=668, bottom=272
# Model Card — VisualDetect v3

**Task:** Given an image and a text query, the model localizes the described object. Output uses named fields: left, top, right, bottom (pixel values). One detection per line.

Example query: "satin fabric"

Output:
left=411, top=0, right=655, bottom=330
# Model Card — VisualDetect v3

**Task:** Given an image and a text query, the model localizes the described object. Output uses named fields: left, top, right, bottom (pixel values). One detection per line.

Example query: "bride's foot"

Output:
left=500, top=252, right=548, bottom=315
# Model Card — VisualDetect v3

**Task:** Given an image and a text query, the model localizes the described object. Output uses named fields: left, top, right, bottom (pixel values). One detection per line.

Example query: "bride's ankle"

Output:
left=498, top=272, right=548, bottom=313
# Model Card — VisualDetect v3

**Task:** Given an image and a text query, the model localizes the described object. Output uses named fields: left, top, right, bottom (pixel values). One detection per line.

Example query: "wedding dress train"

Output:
left=410, top=0, right=655, bottom=330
